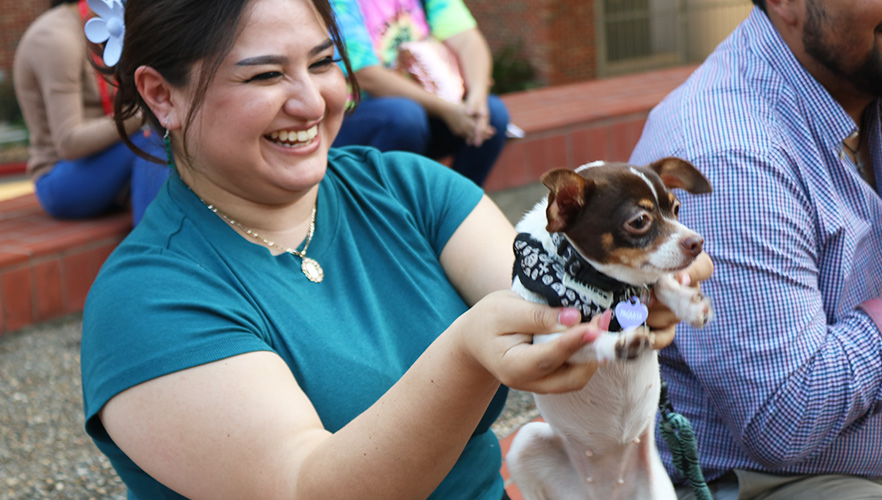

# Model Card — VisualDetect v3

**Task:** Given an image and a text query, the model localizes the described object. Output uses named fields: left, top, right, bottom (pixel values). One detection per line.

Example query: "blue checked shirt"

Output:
left=631, top=7, right=882, bottom=483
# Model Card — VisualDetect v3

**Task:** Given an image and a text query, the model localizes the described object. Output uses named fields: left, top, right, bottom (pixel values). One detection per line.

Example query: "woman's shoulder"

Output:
left=327, top=146, right=482, bottom=209
left=328, top=144, right=427, bottom=166
left=325, top=146, right=483, bottom=247
left=17, top=6, right=87, bottom=70
left=328, top=145, right=471, bottom=188
left=89, top=223, right=216, bottom=304
left=20, top=6, right=84, bottom=49
left=89, top=196, right=225, bottom=299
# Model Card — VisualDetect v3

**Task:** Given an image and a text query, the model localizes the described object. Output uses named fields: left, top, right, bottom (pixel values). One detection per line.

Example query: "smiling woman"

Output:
left=74, top=0, right=694, bottom=498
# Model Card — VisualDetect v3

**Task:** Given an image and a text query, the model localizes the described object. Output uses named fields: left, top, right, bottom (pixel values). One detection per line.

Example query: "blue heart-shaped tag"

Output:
left=614, top=296, right=648, bottom=330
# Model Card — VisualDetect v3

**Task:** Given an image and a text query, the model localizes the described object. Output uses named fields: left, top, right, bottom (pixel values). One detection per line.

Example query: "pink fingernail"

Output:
left=558, top=308, right=581, bottom=326
left=599, top=309, right=612, bottom=330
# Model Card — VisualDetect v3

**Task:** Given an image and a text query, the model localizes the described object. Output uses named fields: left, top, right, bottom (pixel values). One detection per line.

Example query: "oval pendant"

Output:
left=301, top=257, right=324, bottom=283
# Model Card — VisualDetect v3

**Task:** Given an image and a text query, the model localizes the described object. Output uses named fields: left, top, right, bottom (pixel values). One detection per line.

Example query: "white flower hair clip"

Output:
left=84, top=0, right=125, bottom=67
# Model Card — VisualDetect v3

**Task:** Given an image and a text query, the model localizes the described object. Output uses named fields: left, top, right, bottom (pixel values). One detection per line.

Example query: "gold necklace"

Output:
left=204, top=202, right=324, bottom=283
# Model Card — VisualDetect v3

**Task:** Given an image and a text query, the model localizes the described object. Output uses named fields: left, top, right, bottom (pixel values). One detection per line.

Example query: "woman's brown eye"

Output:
left=626, top=214, right=651, bottom=233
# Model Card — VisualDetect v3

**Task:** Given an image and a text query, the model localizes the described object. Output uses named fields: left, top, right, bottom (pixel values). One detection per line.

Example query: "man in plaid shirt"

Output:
left=631, top=1, right=882, bottom=498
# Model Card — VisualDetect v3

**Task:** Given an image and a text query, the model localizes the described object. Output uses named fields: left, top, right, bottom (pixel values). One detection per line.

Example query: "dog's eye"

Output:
left=626, top=214, right=651, bottom=234
left=672, top=201, right=681, bottom=218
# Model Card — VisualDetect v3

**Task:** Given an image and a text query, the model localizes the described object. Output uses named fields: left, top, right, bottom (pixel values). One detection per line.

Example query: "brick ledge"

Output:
left=485, top=65, right=696, bottom=191
left=0, top=193, right=130, bottom=334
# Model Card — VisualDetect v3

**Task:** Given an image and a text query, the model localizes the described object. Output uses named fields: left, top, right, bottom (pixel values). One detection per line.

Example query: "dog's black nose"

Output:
left=681, top=235, right=704, bottom=257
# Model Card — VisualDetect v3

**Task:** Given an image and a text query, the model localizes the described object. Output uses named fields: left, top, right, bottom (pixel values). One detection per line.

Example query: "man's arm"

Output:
left=675, top=151, right=882, bottom=469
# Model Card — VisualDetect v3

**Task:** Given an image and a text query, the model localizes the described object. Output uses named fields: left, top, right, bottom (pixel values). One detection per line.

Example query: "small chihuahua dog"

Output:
left=506, top=158, right=713, bottom=500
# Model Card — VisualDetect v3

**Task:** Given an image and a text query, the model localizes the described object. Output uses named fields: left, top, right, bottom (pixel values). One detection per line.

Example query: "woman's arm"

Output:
left=100, top=292, right=599, bottom=500
left=442, top=28, right=495, bottom=146
left=439, top=195, right=517, bottom=305
left=443, top=28, right=492, bottom=101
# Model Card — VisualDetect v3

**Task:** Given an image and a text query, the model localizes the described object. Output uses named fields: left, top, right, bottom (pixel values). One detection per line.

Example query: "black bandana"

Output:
left=513, top=232, right=644, bottom=330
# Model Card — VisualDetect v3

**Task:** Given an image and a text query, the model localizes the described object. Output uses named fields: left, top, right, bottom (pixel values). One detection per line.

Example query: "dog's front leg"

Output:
left=535, top=326, right=652, bottom=365
left=653, top=274, right=713, bottom=327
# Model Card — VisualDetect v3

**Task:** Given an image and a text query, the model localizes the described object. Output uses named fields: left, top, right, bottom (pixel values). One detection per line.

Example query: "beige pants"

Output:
left=676, top=470, right=882, bottom=500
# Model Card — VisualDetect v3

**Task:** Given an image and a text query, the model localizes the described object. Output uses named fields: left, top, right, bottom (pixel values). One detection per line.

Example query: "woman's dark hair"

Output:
left=104, top=0, right=359, bottom=164
left=52, top=0, right=79, bottom=6
left=752, top=0, right=765, bottom=11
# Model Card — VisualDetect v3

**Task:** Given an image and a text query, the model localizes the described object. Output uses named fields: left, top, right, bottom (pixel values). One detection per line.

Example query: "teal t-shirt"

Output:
left=81, top=146, right=507, bottom=499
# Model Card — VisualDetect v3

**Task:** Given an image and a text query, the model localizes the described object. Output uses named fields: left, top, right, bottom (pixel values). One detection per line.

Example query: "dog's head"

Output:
left=541, top=157, right=712, bottom=286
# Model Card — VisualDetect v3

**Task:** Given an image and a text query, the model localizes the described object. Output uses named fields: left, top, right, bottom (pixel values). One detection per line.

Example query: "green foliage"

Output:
left=0, top=78, right=23, bottom=125
left=491, top=43, right=540, bottom=94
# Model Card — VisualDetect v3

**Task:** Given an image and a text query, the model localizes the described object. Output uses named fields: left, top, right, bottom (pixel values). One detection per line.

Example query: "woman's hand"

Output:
left=462, top=91, right=494, bottom=147
left=451, top=291, right=601, bottom=394
left=439, top=101, right=496, bottom=147
left=646, top=251, right=714, bottom=348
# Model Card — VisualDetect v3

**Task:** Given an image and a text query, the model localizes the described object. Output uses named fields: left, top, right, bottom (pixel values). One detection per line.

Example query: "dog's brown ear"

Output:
left=648, top=157, right=713, bottom=194
left=540, top=169, right=591, bottom=233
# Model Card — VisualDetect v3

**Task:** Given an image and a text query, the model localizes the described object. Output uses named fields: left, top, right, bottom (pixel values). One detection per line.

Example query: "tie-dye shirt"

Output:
left=332, top=0, right=476, bottom=73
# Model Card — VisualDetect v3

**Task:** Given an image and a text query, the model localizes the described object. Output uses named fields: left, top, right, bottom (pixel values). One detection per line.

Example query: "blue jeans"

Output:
left=34, top=130, right=170, bottom=226
left=332, top=95, right=510, bottom=186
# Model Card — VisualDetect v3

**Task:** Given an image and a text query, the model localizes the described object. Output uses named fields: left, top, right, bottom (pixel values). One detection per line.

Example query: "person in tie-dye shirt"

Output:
left=330, top=0, right=509, bottom=186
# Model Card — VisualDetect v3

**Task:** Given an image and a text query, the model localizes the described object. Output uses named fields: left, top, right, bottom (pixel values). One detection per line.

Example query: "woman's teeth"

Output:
left=267, top=125, right=318, bottom=147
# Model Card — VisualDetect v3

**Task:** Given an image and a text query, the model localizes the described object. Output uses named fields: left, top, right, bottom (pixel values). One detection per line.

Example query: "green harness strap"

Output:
left=658, top=378, right=714, bottom=500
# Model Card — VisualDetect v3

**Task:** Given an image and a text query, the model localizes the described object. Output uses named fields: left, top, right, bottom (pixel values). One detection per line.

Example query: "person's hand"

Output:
left=452, top=291, right=601, bottom=394
left=439, top=102, right=496, bottom=147
left=462, top=92, right=494, bottom=147
left=439, top=102, right=478, bottom=140
left=645, top=251, right=714, bottom=348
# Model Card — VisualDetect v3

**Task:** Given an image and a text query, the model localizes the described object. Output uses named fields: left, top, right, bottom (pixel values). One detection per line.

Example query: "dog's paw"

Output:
left=683, top=290, right=713, bottom=327
left=654, top=274, right=713, bottom=328
left=567, top=327, right=652, bottom=363
left=616, top=326, right=654, bottom=359
left=669, top=286, right=713, bottom=328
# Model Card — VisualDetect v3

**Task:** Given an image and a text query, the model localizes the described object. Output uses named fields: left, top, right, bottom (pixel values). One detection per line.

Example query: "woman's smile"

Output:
left=265, top=124, right=319, bottom=149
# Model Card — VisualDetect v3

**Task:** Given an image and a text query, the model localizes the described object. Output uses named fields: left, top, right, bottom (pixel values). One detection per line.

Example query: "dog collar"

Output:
left=552, top=233, right=635, bottom=292
left=513, top=233, right=644, bottom=327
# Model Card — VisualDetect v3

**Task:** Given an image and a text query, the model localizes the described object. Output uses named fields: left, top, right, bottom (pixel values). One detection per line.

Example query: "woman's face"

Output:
left=177, top=0, right=348, bottom=205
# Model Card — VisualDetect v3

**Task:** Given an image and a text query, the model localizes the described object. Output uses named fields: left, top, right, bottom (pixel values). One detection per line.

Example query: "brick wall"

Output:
left=467, top=0, right=597, bottom=87
left=0, top=0, right=49, bottom=84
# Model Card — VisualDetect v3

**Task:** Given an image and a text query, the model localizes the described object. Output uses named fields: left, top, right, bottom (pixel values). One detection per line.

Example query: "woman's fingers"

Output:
left=522, top=358, right=599, bottom=395
left=496, top=320, right=601, bottom=394
left=460, top=292, right=603, bottom=394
